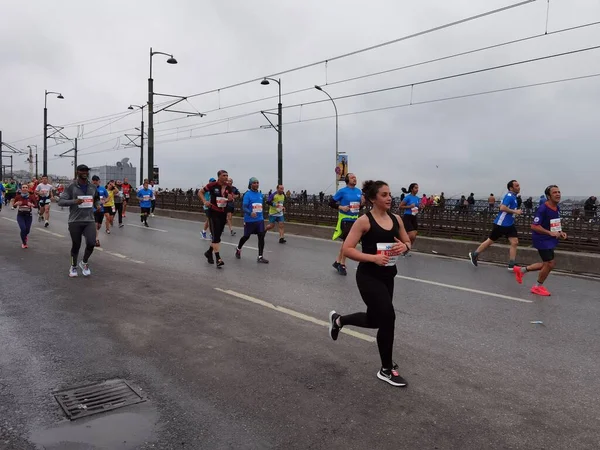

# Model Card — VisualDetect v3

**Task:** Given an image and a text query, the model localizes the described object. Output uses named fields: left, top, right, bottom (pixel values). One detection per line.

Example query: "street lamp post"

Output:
left=260, top=78, right=283, bottom=186
left=43, top=90, right=64, bottom=176
left=314, top=85, right=339, bottom=192
left=128, top=104, right=146, bottom=183
left=147, top=47, right=177, bottom=184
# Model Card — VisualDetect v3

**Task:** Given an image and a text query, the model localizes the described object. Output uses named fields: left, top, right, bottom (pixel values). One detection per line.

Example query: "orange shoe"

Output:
left=531, top=285, right=551, bottom=296
left=513, top=266, right=523, bottom=284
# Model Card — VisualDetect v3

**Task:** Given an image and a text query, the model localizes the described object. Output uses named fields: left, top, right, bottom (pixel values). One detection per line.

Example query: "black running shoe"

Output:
left=337, top=264, right=347, bottom=276
left=235, top=248, right=241, bottom=259
left=332, top=261, right=340, bottom=270
left=257, top=256, right=269, bottom=264
left=468, top=252, right=478, bottom=267
left=377, top=368, right=407, bottom=387
left=279, top=237, right=286, bottom=244
left=204, top=250, right=214, bottom=264
left=216, top=259, right=225, bottom=268
left=144, top=222, right=149, bottom=228
left=328, top=310, right=342, bottom=341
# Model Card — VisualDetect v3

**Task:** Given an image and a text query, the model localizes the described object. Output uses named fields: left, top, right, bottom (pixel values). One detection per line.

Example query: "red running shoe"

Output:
left=513, top=266, right=523, bottom=284
left=531, top=285, right=551, bottom=296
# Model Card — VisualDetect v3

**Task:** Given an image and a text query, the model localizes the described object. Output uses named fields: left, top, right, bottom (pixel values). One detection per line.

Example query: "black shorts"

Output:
left=104, top=207, right=116, bottom=216
left=402, top=214, right=418, bottom=232
left=94, top=211, right=104, bottom=224
left=141, top=207, right=151, bottom=214
left=207, top=210, right=227, bottom=244
left=244, top=221, right=265, bottom=236
left=225, top=205, right=235, bottom=214
left=537, top=248, right=555, bottom=262
left=489, top=224, right=518, bottom=241
left=340, top=220, right=355, bottom=241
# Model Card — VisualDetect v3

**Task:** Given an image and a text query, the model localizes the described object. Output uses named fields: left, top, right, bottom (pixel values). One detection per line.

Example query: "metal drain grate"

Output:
left=54, top=379, right=146, bottom=420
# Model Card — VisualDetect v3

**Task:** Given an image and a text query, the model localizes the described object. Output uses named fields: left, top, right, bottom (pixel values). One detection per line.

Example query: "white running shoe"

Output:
left=69, top=266, right=78, bottom=278
left=79, top=261, right=91, bottom=277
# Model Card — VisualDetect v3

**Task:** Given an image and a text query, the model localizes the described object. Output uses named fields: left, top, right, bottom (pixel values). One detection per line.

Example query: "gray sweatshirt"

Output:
left=58, top=181, right=100, bottom=223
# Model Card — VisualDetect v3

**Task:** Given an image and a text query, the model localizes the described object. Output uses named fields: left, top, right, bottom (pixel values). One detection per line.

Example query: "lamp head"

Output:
left=57, top=94, right=64, bottom=99
left=128, top=105, right=134, bottom=110
left=261, top=79, right=270, bottom=86
left=166, top=57, right=178, bottom=64
left=314, top=85, right=323, bottom=91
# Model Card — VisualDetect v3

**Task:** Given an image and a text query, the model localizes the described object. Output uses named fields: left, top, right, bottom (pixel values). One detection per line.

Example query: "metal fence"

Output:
left=129, top=193, right=599, bottom=253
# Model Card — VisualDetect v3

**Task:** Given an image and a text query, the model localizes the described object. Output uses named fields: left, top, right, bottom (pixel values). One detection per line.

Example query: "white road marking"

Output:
left=214, top=240, right=271, bottom=252
left=107, top=252, right=127, bottom=259
left=215, top=288, right=376, bottom=342
left=394, top=274, right=532, bottom=303
left=1, top=217, right=64, bottom=237
left=1, top=217, right=17, bottom=223
left=127, top=224, right=168, bottom=232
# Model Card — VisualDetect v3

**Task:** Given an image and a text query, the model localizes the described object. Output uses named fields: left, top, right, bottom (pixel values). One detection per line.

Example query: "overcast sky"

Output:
left=2, top=0, right=599, bottom=198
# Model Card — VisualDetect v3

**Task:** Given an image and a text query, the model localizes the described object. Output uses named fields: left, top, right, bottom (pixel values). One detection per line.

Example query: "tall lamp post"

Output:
left=260, top=78, right=283, bottom=185
left=314, top=85, right=339, bottom=192
left=147, top=47, right=177, bottom=183
left=43, top=90, right=64, bottom=176
left=128, top=104, right=146, bottom=184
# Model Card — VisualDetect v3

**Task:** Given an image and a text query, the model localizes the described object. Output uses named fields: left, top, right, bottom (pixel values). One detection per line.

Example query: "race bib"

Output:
left=252, top=203, right=263, bottom=214
left=411, top=206, right=419, bottom=216
left=350, top=201, right=360, bottom=214
left=112, top=206, right=116, bottom=213
left=216, top=197, right=228, bottom=208
left=78, top=195, right=93, bottom=208
left=143, top=195, right=151, bottom=201
left=550, top=218, right=562, bottom=232
left=276, top=202, right=284, bottom=213
left=18, top=204, right=32, bottom=212
left=39, top=189, right=49, bottom=197
left=376, top=243, right=401, bottom=267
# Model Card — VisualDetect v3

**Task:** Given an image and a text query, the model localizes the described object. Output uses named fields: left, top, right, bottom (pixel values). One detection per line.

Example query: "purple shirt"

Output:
left=532, top=202, right=561, bottom=250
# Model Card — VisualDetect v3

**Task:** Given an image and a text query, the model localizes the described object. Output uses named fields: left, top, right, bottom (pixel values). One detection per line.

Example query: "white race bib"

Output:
left=350, top=201, right=360, bottom=214
left=276, top=202, right=284, bottom=213
left=143, top=195, right=151, bottom=201
left=376, top=243, right=401, bottom=267
left=550, top=218, right=562, bottom=232
left=252, top=203, right=263, bottom=214
left=411, top=206, right=419, bottom=216
left=40, top=190, right=49, bottom=197
left=216, top=197, right=228, bottom=208
left=78, top=195, right=93, bottom=208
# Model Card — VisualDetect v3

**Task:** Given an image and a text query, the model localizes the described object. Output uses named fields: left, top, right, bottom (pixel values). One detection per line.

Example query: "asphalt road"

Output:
left=0, top=207, right=599, bottom=449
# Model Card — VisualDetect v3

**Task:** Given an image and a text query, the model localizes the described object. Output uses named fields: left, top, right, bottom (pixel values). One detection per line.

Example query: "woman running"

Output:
left=328, top=180, right=411, bottom=387
left=398, top=183, right=420, bottom=248
left=103, top=180, right=117, bottom=234
left=12, top=184, right=38, bottom=248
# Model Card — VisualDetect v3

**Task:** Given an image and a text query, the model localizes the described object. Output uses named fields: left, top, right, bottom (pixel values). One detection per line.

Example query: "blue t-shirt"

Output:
left=0, top=184, right=4, bottom=200
left=203, top=191, right=211, bottom=211
left=332, top=186, right=362, bottom=221
left=242, top=190, right=264, bottom=223
left=494, top=192, right=518, bottom=227
left=137, top=188, right=154, bottom=208
left=532, top=203, right=561, bottom=250
left=402, top=194, right=420, bottom=216
left=96, top=186, right=108, bottom=213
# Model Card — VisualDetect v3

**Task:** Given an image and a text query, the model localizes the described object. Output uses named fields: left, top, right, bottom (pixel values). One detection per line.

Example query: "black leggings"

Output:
left=68, top=222, right=96, bottom=266
left=151, top=199, right=156, bottom=213
left=237, top=233, right=266, bottom=256
left=340, top=269, right=396, bottom=369
left=115, top=202, right=123, bottom=224
left=207, top=211, right=227, bottom=244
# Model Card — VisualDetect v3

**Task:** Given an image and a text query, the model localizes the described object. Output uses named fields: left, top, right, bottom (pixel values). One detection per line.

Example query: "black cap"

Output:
left=91, top=175, right=100, bottom=181
left=76, top=164, right=90, bottom=171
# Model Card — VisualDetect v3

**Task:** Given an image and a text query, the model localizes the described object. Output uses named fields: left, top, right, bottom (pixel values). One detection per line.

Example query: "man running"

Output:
left=398, top=183, right=421, bottom=250
left=114, top=180, right=125, bottom=228
left=469, top=180, right=522, bottom=270
left=35, top=175, right=54, bottom=227
left=149, top=180, right=157, bottom=216
left=235, top=177, right=269, bottom=263
left=58, top=164, right=100, bottom=277
left=200, top=178, right=215, bottom=240
left=330, top=173, right=363, bottom=276
left=121, top=177, right=132, bottom=217
left=4, top=179, right=17, bottom=206
left=137, top=180, right=153, bottom=227
left=225, top=178, right=240, bottom=236
left=266, top=184, right=287, bottom=243
left=512, top=185, right=567, bottom=296
left=91, top=176, right=108, bottom=247
left=202, top=170, right=234, bottom=268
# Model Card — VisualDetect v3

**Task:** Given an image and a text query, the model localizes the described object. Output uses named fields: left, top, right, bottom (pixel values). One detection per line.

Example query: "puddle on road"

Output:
left=30, top=403, right=159, bottom=450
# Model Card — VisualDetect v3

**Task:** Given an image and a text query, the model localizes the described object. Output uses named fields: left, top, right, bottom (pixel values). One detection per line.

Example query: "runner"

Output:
left=103, top=180, right=118, bottom=234
left=91, top=176, right=108, bottom=247
left=121, top=177, right=132, bottom=217
left=11, top=184, right=37, bottom=248
left=225, top=178, right=240, bottom=236
left=114, top=180, right=125, bottom=228
left=330, top=173, right=364, bottom=276
left=398, top=183, right=421, bottom=250
left=58, top=164, right=100, bottom=277
left=35, top=175, right=54, bottom=227
left=4, top=179, right=17, bottom=206
left=512, top=185, right=567, bottom=296
left=0, top=182, right=5, bottom=211
left=266, top=184, right=287, bottom=243
left=328, top=180, right=411, bottom=387
left=235, top=177, right=269, bottom=263
left=468, top=180, right=522, bottom=270
left=149, top=180, right=157, bottom=217
left=137, top=180, right=153, bottom=227
left=200, top=178, right=215, bottom=240
left=201, top=170, right=234, bottom=268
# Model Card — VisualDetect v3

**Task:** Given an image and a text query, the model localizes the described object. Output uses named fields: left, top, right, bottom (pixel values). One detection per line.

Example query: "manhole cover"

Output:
left=54, top=379, right=146, bottom=420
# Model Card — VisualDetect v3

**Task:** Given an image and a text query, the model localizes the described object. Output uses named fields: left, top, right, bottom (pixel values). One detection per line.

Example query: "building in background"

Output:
left=90, top=158, right=136, bottom=186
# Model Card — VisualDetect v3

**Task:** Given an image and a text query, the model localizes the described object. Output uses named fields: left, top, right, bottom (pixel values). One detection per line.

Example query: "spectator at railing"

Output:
left=524, top=197, right=534, bottom=213
left=584, top=196, right=598, bottom=222
left=467, top=193, right=475, bottom=211
left=488, top=194, right=496, bottom=212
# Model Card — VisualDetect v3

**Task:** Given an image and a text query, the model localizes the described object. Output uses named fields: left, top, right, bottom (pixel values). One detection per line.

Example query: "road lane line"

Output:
left=127, top=224, right=168, bottom=232
left=1, top=217, right=17, bottom=222
left=215, top=288, right=376, bottom=342
left=1, top=217, right=65, bottom=237
left=394, top=274, right=532, bottom=303
left=107, top=252, right=127, bottom=259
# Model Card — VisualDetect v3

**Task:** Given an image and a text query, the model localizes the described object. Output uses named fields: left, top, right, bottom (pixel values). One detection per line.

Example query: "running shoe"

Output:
left=216, top=259, right=225, bottom=268
left=468, top=252, right=478, bottom=267
left=279, top=238, right=286, bottom=244
left=144, top=222, right=149, bottom=228
left=235, top=248, right=241, bottom=259
left=123, top=214, right=126, bottom=217
left=328, top=311, right=342, bottom=341
left=79, top=261, right=91, bottom=277
left=531, top=285, right=551, bottom=296
left=119, top=223, right=124, bottom=228
left=230, top=230, right=236, bottom=236
left=68, top=266, right=78, bottom=278
left=257, top=256, right=269, bottom=264
left=513, top=266, right=524, bottom=284
left=151, top=213, right=155, bottom=217
left=44, top=221, right=49, bottom=228
left=140, top=216, right=144, bottom=223
left=21, top=243, right=28, bottom=249
left=332, top=261, right=340, bottom=270
left=38, top=215, right=43, bottom=222
left=106, top=229, right=111, bottom=234
left=337, top=265, right=347, bottom=276
left=377, top=368, right=407, bottom=387
left=204, top=249, right=214, bottom=264
left=201, top=231, right=207, bottom=239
